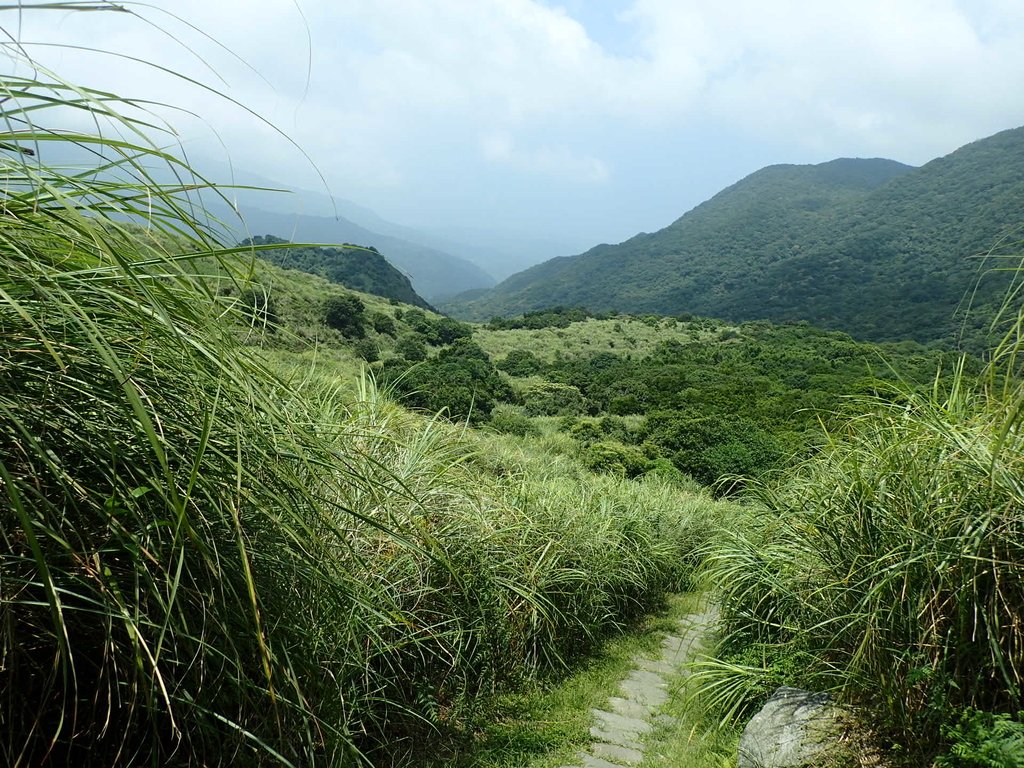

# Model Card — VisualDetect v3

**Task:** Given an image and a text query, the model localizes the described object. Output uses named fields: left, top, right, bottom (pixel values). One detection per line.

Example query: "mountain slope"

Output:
left=448, top=156, right=912, bottom=320
left=449, top=128, right=1024, bottom=345
left=714, top=128, right=1024, bottom=342
left=225, top=205, right=496, bottom=302
left=244, top=234, right=433, bottom=309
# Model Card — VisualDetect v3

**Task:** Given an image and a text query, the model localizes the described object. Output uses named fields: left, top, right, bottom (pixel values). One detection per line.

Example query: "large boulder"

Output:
left=738, top=686, right=843, bottom=767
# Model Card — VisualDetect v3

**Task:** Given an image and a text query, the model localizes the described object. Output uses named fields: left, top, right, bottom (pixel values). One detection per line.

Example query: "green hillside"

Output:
left=227, top=263, right=964, bottom=492
left=244, top=234, right=434, bottom=309
left=231, top=205, right=496, bottom=301
left=448, top=129, right=1024, bottom=347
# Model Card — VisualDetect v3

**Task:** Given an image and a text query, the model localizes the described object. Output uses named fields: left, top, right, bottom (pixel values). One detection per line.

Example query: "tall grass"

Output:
left=275, top=372, right=729, bottom=763
left=0, top=38, right=387, bottom=763
left=702, top=311, right=1024, bottom=755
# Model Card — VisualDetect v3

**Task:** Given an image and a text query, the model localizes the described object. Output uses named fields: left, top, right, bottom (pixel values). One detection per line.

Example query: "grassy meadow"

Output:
left=474, top=314, right=725, bottom=362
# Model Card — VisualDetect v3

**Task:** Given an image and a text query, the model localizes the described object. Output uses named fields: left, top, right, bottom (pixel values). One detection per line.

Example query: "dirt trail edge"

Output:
left=558, top=603, right=720, bottom=768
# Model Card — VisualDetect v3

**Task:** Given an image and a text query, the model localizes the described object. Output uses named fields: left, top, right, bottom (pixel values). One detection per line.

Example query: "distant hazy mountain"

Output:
left=217, top=203, right=495, bottom=303
left=269, top=193, right=579, bottom=281
left=398, top=225, right=584, bottom=281
left=448, top=127, right=1024, bottom=346
left=198, top=161, right=578, bottom=282
left=196, top=161, right=572, bottom=290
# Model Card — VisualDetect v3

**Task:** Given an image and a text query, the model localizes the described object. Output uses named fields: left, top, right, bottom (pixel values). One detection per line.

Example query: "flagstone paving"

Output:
left=556, top=605, right=719, bottom=768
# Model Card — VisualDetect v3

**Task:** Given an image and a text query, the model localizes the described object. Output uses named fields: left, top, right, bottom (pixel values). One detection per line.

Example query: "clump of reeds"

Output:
left=702, top=333, right=1024, bottom=752
left=0, top=35, right=395, bottom=765
left=277, top=373, right=729, bottom=761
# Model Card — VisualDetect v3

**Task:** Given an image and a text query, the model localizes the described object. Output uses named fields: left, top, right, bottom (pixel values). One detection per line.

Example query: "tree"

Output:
left=395, top=334, right=428, bottom=362
left=497, top=349, right=543, bottom=376
left=324, top=293, right=366, bottom=338
left=383, top=338, right=513, bottom=422
left=370, top=311, right=397, bottom=337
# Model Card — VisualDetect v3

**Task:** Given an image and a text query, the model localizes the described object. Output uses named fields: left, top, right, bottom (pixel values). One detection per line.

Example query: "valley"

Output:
left=4, top=8, right=1024, bottom=768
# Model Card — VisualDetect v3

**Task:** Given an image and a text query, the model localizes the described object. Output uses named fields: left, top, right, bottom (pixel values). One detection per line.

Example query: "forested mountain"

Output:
left=448, top=127, right=1024, bottom=346
left=244, top=234, right=433, bottom=309
left=227, top=205, right=496, bottom=302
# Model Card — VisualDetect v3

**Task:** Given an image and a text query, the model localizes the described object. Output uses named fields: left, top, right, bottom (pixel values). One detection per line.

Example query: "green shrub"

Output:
left=396, top=333, right=428, bottom=361
left=581, top=441, right=650, bottom=478
left=498, top=348, right=544, bottom=376
left=488, top=405, right=541, bottom=437
left=324, top=292, right=366, bottom=337
left=371, top=310, right=397, bottom=336
left=354, top=337, right=380, bottom=362
left=433, top=316, right=473, bottom=344
left=383, top=338, right=513, bottom=421
left=569, top=419, right=605, bottom=444
left=643, top=411, right=784, bottom=489
left=599, top=415, right=636, bottom=443
left=522, top=381, right=589, bottom=417
left=643, top=457, right=699, bottom=490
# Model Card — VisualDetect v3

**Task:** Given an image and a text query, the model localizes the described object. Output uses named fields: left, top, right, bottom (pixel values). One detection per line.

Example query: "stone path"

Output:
left=558, top=605, right=719, bottom=768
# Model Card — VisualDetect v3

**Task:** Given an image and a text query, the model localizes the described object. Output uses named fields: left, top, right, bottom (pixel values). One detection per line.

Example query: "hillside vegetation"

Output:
left=701, top=328, right=1024, bottom=764
left=449, top=130, right=1024, bottom=348
left=364, top=306, right=963, bottom=490
left=237, top=272, right=968, bottom=492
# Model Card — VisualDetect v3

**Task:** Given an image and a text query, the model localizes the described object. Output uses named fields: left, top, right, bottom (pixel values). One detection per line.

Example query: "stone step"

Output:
left=608, top=695, right=651, bottom=720
left=636, top=657, right=677, bottom=675
left=589, top=708, right=652, bottom=749
left=619, top=669, right=670, bottom=708
left=580, top=753, right=630, bottom=768
left=591, top=740, right=645, bottom=765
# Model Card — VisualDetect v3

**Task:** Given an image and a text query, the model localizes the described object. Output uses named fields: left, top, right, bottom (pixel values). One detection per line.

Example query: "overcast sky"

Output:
left=12, top=0, right=1024, bottom=250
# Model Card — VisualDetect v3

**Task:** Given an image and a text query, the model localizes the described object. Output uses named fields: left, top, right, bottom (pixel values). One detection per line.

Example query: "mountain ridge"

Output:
left=446, top=127, right=1024, bottom=346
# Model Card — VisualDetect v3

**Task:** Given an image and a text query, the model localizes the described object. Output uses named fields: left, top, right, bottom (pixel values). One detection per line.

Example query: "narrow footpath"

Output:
left=558, top=604, right=720, bottom=768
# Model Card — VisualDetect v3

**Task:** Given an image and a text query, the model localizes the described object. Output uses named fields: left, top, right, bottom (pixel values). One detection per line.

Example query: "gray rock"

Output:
left=580, top=753, right=630, bottom=768
left=607, top=695, right=651, bottom=720
left=591, top=740, right=645, bottom=765
left=738, top=686, right=842, bottom=768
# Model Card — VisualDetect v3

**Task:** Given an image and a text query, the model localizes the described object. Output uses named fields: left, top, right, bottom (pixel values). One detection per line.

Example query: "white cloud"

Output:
left=481, top=130, right=609, bottom=182
left=5, top=0, right=1024, bottom=236
left=15, top=1, right=1024, bottom=153
left=622, top=0, right=1024, bottom=158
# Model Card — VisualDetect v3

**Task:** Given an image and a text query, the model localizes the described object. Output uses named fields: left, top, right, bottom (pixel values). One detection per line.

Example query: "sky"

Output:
left=10, top=0, right=1024, bottom=255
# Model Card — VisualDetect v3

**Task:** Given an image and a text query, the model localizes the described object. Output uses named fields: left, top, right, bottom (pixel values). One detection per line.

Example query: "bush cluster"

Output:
left=704, top=373, right=1024, bottom=763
